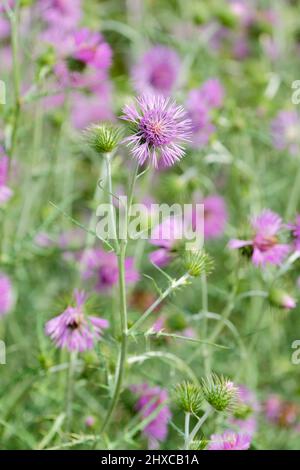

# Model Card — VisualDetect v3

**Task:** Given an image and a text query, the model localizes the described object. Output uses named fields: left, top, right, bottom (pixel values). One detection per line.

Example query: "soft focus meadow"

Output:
left=1, top=0, right=300, bottom=451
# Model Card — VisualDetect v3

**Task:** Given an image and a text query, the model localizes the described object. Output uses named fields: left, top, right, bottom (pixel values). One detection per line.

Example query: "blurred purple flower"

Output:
left=229, top=385, right=259, bottom=438
left=71, top=28, right=112, bottom=70
left=45, top=289, right=109, bottom=352
left=192, top=194, right=227, bottom=240
left=208, top=430, right=251, bottom=450
left=287, top=215, right=300, bottom=252
left=149, top=215, right=186, bottom=267
left=121, top=95, right=191, bottom=168
left=131, top=384, right=171, bottom=449
left=0, top=272, right=14, bottom=316
left=39, top=0, right=82, bottom=31
left=0, top=149, right=13, bottom=205
left=229, top=209, right=289, bottom=267
left=132, top=45, right=180, bottom=96
left=271, top=111, right=300, bottom=156
left=186, top=79, right=224, bottom=149
left=81, top=248, right=139, bottom=292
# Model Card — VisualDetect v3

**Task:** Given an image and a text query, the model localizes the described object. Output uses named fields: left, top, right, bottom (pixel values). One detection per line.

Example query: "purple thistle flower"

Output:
left=132, top=45, right=181, bottom=97
left=131, top=384, right=171, bottom=449
left=0, top=272, right=14, bottom=317
left=0, top=149, right=13, bottom=205
left=121, top=95, right=191, bottom=168
left=271, top=110, right=300, bottom=156
left=45, top=289, right=109, bottom=352
left=229, top=209, right=290, bottom=267
left=208, top=430, right=251, bottom=450
left=81, top=248, right=139, bottom=292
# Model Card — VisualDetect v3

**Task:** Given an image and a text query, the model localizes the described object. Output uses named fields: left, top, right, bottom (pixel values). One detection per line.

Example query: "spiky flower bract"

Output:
left=202, top=373, right=238, bottom=412
left=183, top=250, right=214, bottom=277
left=85, top=123, right=121, bottom=154
left=174, top=381, right=203, bottom=415
left=121, top=94, right=191, bottom=168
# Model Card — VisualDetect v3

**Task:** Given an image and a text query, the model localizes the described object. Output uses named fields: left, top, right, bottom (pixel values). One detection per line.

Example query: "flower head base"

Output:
left=45, top=290, right=109, bottom=352
left=132, top=45, right=181, bottom=96
left=183, top=250, right=214, bottom=277
left=229, top=385, right=259, bottom=438
left=229, top=210, right=289, bottom=267
left=208, top=430, right=251, bottom=450
left=174, top=381, right=203, bottom=415
left=85, top=123, right=121, bottom=154
left=202, top=374, right=238, bottom=412
left=121, top=95, right=191, bottom=168
left=131, top=384, right=171, bottom=449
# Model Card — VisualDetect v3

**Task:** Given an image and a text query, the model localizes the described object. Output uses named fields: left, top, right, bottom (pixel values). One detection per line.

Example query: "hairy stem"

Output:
left=185, top=407, right=212, bottom=449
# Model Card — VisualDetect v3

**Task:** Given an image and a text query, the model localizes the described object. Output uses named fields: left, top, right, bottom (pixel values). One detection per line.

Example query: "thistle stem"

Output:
left=65, top=351, right=77, bottom=433
left=105, top=153, right=119, bottom=253
left=184, top=412, right=190, bottom=450
left=185, top=406, right=212, bottom=450
left=285, top=163, right=300, bottom=220
left=129, top=273, right=190, bottom=333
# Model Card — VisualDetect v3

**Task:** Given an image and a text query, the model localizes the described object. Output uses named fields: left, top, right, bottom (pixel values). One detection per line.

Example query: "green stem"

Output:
left=129, top=273, right=190, bottom=333
left=185, top=407, right=212, bottom=449
left=65, top=351, right=77, bottom=433
left=201, top=273, right=210, bottom=375
left=100, top=241, right=128, bottom=434
left=184, top=412, right=190, bottom=450
left=105, top=153, right=119, bottom=253
left=8, top=0, right=21, bottom=170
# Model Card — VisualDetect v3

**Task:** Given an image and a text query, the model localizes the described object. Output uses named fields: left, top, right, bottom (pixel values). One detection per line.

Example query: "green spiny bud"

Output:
left=201, top=373, right=238, bottom=412
left=85, top=123, right=121, bottom=154
left=184, top=250, right=214, bottom=277
left=174, top=381, right=203, bottom=415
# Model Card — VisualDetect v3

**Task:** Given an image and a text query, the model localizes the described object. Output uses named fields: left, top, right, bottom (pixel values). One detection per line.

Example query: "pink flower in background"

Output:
left=192, top=194, right=227, bottom=240
left=287, top=215, right=300, bottom=252
left=71, top=82, right=114, bottom=129
left=45, top=290, right=109, bottom=352
left=121, top=95, right=191, bottom=168
left=208, top=430, right=251, bottom=450
left=39, top=0, right=82, bottom=31
left=131, top=384, right=171, bottom=449
left=149, top=215, right=186, bottom=267
left=271, top=111, right=300, bottom=156
left=0, top=273, right=14, bottom=316
left=72, top=28, right=112, bottom=70
left=198, top=78, right=225, bottom=109
left=82, top=248, right=139, bottom=292
left=85, top=416, right=95, bottom=428
left=264, top=395, right=299, bottom=428
left=132, top=45, right=180, bottom=96
left=0, top=149, right=13, bottom=205
left=0, top=15, right=10, bottom=41
left=229, top=385, right=259, bottom=438
left=186, top=79, right=223, bottom=149
left=229, top=210, right=289, bottom=266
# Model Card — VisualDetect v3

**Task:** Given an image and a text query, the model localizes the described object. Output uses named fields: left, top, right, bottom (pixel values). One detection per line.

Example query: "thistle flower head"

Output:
left=202, top=373, right=238, bottom=412
left=174, top=381, right=203, bottom=415
left=121, top=94, right=191, bottom=168
left=183, top=249, right=214, bottom=277
left=85, top=123, right=121, bottom=154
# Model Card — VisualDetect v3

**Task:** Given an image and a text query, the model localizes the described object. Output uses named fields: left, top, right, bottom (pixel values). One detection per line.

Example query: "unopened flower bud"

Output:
left=269, top=287, right=296, bottom=310
left=184, top=249, right=214, bottom=277
left=202, top=373, right=238, bottom=412
left=174, top=381, right=203, bottom=415
left=85, top=123, right=120, bottom=154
